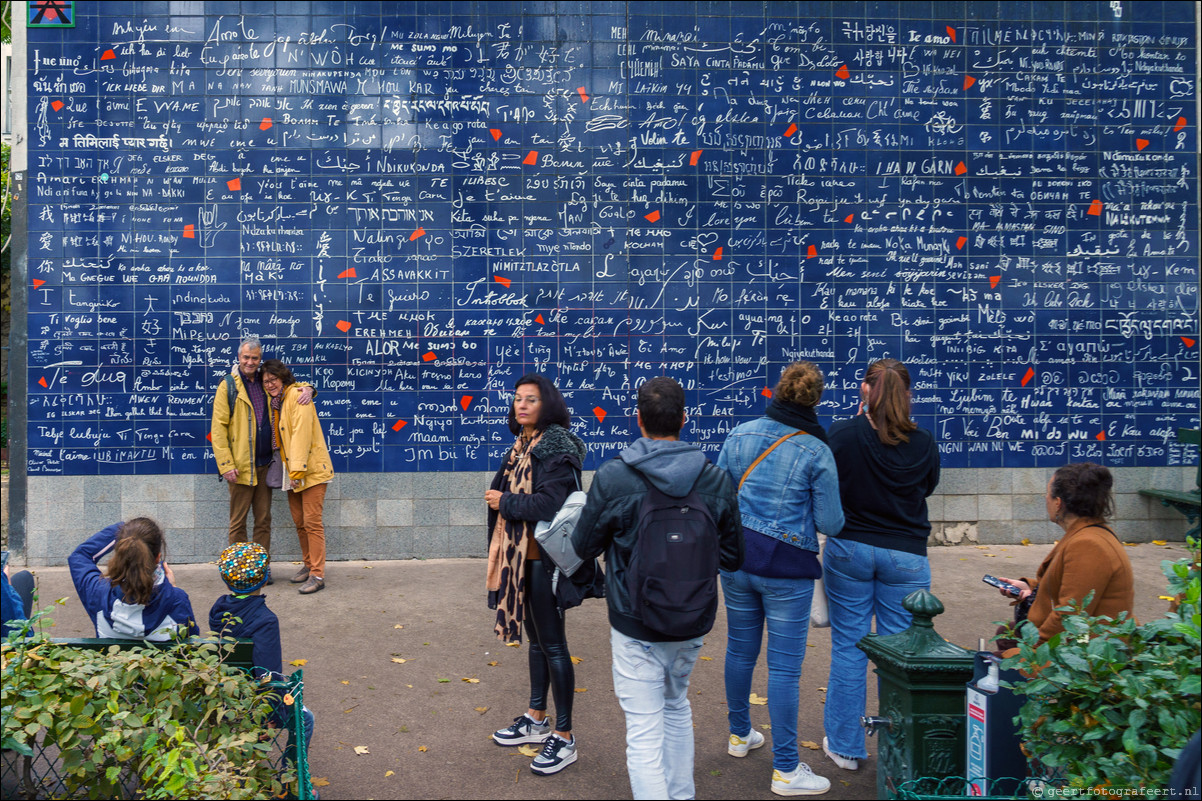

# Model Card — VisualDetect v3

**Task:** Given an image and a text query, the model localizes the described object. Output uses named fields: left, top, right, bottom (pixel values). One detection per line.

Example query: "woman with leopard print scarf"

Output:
left=485, top=373, right=587, bottom=776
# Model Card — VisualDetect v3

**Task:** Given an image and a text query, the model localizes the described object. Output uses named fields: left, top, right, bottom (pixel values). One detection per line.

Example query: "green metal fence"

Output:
left=1, top=645, right=313, bottom=800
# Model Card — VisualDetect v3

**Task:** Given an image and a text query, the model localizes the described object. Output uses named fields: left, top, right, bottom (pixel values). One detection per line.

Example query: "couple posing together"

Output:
left=484, top=359, right=940, bottom=798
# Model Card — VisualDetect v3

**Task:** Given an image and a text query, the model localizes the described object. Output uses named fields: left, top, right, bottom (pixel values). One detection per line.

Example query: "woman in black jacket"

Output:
left=821, top=358, right=941, bottom=773
left=485, top=373, right=586, bottom=776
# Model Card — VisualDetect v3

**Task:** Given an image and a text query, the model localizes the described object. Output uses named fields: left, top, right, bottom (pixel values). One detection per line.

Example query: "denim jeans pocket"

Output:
left=886, top=548, right=928, bottom=575
left=670, top=641, right=703, bottom=678
left=825, top=538, right=855, bottom=563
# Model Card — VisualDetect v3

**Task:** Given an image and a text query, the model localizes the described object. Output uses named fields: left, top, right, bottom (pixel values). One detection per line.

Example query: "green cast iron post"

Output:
left=857, top=589, right=977, bottom=799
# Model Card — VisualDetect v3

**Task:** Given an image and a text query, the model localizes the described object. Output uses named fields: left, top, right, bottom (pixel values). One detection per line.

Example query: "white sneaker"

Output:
left=728, top=728, right=766, bottom=757
left=771, top=763, right=831, bottom=796
left=822, top=737, right=859, bottom=771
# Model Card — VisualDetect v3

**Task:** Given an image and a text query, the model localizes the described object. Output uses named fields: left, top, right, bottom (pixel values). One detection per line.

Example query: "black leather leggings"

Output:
left=525, top=559, right=574, bottom=732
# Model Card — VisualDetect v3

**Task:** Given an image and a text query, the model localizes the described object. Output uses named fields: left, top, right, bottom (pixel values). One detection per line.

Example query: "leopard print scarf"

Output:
left=486, top=432, right=539, bottom=643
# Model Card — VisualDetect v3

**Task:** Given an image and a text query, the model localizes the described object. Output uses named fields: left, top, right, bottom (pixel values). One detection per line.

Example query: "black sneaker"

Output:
left=492, top=714, right=551, bottom=746
left=530, top=734, right=577, bottom=775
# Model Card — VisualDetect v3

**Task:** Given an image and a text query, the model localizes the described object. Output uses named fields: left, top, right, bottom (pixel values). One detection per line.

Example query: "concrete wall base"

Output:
left=12, top=467, right=1196, bottom=566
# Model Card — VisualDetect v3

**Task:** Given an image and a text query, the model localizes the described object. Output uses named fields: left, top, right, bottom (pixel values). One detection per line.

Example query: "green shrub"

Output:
left=1003, top=537, right=1201, bottom=791
left=2, top=617, right=296, bottom=799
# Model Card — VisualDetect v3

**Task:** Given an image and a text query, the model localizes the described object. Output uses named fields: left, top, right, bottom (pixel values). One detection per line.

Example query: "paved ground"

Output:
left=12, top=540, right=1188, bottom=800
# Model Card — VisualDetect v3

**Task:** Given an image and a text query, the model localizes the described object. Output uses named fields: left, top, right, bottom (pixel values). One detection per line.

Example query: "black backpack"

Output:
left=627, top=472, right=720, bottom=638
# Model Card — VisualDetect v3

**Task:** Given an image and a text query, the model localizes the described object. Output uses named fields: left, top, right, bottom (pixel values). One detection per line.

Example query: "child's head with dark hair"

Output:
left=107, top=518, right=165, bottom=606
left=1049, top=462, right=1115, bottom=521
left=637, top=377, right=686, bottom=438
left=506, top=373, right=571, bottom=435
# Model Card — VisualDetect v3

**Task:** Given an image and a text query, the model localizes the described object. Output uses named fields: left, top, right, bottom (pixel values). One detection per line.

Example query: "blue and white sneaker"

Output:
left=492, top=713, right=551, bottom=746
left=530, top=733, right=577, bottom=775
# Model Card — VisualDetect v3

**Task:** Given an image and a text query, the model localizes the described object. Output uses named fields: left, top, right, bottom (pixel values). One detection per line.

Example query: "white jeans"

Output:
left=610, top=628, right=704, bottom=800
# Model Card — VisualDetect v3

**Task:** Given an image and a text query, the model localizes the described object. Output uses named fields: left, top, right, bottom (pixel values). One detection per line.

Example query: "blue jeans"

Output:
left=610, top=628, right=704, bottom=800
left=721, top=569, right=814, bottom=772
left=822, top=538, right=930, bottom=759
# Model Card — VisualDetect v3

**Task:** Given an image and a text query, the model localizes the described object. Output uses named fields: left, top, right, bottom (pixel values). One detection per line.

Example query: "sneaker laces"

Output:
left=538, top=734, right=567, bottom=759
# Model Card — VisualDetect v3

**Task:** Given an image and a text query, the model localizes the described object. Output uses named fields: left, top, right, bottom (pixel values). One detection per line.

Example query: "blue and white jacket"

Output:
left=69, top=524, right=198, bottom=641
left=717, top=416, right=844, bottom=553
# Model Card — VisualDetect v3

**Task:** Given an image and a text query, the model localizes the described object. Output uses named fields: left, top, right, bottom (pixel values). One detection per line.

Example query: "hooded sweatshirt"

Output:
left=571, top=438, right=743, bottom=641
left=69, top=524, right=199, bottom=640
left=827, top=415, right=941, bottom=556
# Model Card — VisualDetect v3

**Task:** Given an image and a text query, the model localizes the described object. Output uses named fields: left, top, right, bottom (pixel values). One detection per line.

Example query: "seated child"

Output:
left=69, top=520, right=197, bottom=640
left=210, top=543, right=314, bottom=747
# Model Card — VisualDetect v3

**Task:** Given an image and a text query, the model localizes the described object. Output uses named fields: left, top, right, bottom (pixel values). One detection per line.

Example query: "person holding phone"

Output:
left=68, top=519, right=198, bottom=640
left=821, top=359, right=940, bottom=773
left=994, top=462, right=1134, bottom=647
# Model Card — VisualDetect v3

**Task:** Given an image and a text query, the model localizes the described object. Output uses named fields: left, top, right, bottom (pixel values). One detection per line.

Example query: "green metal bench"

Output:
left=1139, top=428, right=1201, bottom=540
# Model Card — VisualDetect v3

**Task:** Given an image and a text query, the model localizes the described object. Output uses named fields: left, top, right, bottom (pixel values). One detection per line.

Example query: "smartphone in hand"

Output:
left=983, top=574, right=1022, bottom=597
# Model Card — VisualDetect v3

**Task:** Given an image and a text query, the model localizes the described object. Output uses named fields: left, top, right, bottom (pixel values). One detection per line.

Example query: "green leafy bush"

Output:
left=1003, top=537, right=1201, bottom=791
left=2, top=618, right=296, bottom=799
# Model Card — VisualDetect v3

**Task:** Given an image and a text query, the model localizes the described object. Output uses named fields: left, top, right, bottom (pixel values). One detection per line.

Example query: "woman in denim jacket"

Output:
left=716, top=362, right=844, bottom=797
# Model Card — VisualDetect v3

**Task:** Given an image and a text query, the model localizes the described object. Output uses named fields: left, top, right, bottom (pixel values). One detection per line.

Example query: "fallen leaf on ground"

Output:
left=570, top=656, right=583, bottom=664
left=749, top=693, right=768, bottom=705
left=354, top=746, right=370, bottom=755
left=699, top=656, right=713, bottom=661
left=1020, top=538, right=1031, bottom=546
left=518, top=745, right=540, bottom=757
left=462, top=677, right=480, bottom=683
left=983, top=553, right=996, bottom=557
left=289, top=659, right=308, bottom=667
left=487, top=661, right=499, bottom=666
left=385, top=770, right=394, bottom=777
left=1152, top=540, right=1167, bottom=546
left=475, top=707, right=489, bottom=714
left=1123, top=542, right=1139, bottom=547
left=710, top=769, right=722, bottom=776
left=841, top=780, right=850, bottom=787
left=418, top=745, right=427, bottom=752
left=1159, top=595, right=1177, bottom=601
left=800, top=740, right=821, bottom=750
left=575, top=687, right=588, bottom=693
left=341, top=680, right=349, bottom=685
left=818, top=687, right=827, bottom=692
left=506, top=642, right=521, bottom=647
left=394, top=624, right=404, bottom=629
left=311, top=777, right=330, bottom=787
left=391, top=658, right=408, bottom=664
left=760, top=724, right=771, bottom=730
left=364, top=565, right=373, bottom=569
left=438, top=678, right=450, bottom=683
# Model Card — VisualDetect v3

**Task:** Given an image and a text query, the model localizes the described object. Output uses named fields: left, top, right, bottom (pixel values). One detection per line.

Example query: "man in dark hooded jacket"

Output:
left=571, top=377, right=742, bottom=800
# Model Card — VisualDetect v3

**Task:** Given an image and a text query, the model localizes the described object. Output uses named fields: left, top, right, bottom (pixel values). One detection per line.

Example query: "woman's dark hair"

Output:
left=106, top=518, right=165, bottom=606
left=1050, top=462, right=1114, bottom=520
left=260, top=359, right=296, bottom=386
left=507, top=373, right=571, bottom=435
left=638, top=376, right=686, bottom=438
left=864, top=358, right=918, bottom=446
left=775, top=361, right=824, bottom=407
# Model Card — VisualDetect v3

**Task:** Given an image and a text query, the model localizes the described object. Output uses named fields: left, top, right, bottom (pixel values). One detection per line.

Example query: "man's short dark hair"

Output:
left=637, top=377, right=686, bottom=437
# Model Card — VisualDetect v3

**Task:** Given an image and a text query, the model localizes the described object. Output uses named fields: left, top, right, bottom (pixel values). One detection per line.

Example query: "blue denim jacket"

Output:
left=716, top=417, right=844, bottom=552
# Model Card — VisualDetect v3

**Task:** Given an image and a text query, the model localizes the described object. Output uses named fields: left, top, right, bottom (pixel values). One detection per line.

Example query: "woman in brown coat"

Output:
left=998, top=462, right=1134, bottom=645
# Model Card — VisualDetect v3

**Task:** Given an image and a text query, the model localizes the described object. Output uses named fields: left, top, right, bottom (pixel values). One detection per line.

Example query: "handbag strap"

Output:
left=739, top=430, right=808, bottom=490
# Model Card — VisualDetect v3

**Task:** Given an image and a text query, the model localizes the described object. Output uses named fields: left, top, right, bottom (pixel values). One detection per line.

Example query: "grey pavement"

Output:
left=12, top=539, right=1189, bottom=800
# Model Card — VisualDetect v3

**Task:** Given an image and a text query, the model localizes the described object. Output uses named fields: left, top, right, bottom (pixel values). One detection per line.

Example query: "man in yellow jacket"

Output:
left=210, top=338, right=312, bottom=581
